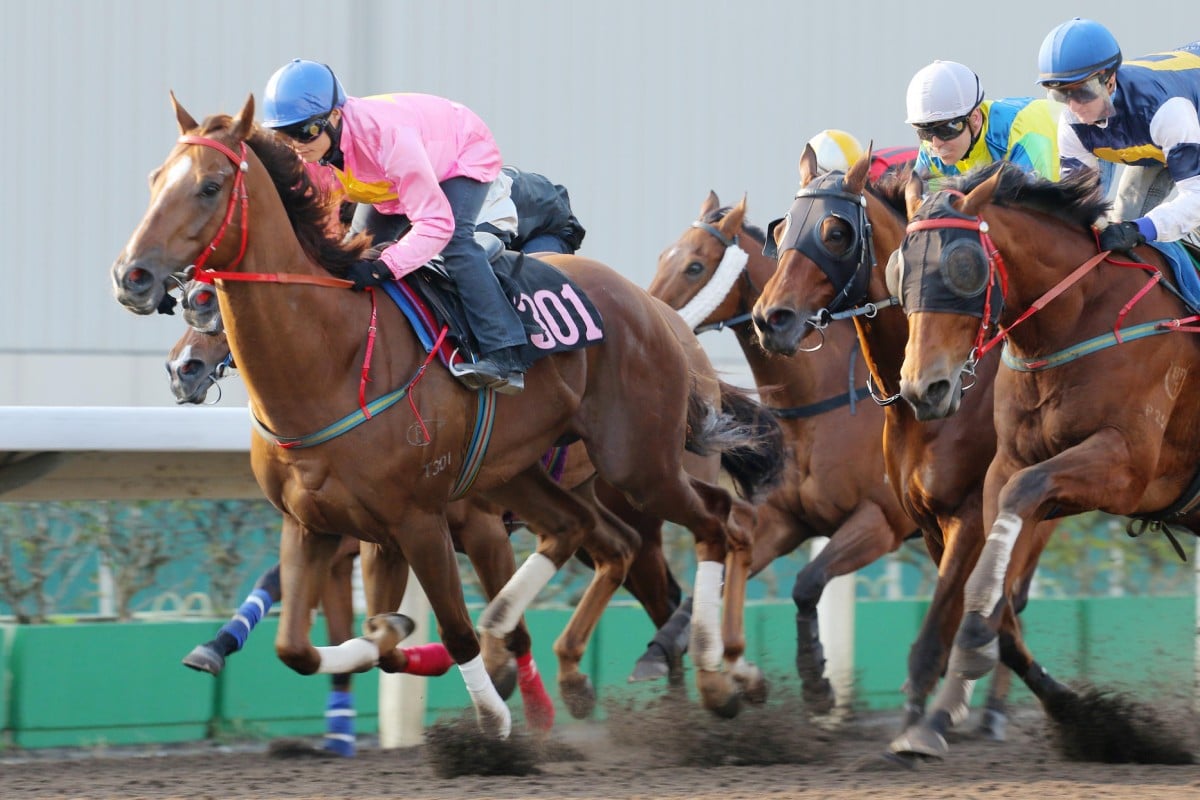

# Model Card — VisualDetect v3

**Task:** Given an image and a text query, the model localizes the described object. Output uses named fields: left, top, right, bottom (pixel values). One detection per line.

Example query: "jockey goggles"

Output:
left=275, top=114, right=331, bottom=144
left=1043, top=74, right=1106, bottom=105
left=913, top=116, right=969, bottom=142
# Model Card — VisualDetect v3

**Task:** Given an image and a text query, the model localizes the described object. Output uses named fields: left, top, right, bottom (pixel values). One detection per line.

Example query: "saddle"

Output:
left=386, top=251, right=606, bottom=384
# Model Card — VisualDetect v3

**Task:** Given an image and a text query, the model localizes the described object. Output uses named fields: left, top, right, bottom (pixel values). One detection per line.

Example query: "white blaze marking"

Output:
left=124, top=155, right=193, bottom=261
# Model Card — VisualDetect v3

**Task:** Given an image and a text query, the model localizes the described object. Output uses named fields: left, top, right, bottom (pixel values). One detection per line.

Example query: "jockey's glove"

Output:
left=1098, top=221, right=1146, bottom=253
left=347, top=257, right=389, bottom=291
left=155, top=292, right=178, bottom=315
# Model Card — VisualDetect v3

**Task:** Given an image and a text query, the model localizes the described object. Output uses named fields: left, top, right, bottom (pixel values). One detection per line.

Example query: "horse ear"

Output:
left=721, top=193, right=747, bottom=236
left=799, top=144, right=819, bottom=187
left=700, top=190, right=720, bottom=218
left=904, top=172, right=924, bottom=220
left=960, top=169, right=1002, bottom=217
left=232, top=94, right=255, bottom=141
left=844, top=140, right=873, bottom=194
left=170, top=91, right=199, bottom=134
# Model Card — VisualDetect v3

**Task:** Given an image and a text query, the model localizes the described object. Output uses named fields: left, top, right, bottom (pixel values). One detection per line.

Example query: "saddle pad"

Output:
left=1149, top=240, right=1200, bottom=312
left=400, top=251, right=606, bottom=367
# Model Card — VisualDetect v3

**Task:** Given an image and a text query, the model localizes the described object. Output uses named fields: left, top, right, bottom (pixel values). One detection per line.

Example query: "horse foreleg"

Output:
left=275, top=516, right=342, bottom=675
left=722, top=501, right=767, bottom=706
left=453, top=501, right=521, bottom=700
left=792, top=502, right=900, bottom=714
left=183, top=562, right=281, bottom=675
left=403, top=510, right=509, bottom=738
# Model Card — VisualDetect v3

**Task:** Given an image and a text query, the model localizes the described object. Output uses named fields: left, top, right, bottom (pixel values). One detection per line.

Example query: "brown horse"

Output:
left=112, top=94, right=780, bottom=737
left=648, top=191, right=918, bottom=712
left=896, top=162, right=1198, bottom=763
left=751, top=148, right=1063, bottom=762
left=165, top=325, right=727, bottom=713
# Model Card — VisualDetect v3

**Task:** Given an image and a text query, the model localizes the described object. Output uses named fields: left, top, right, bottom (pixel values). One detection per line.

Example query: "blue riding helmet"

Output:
left=262, top=59, right=346, bottom=128
left=1036, top=18, right=1122, bottom=86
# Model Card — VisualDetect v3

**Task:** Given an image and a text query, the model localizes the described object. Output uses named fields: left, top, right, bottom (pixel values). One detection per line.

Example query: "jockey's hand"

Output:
left=347, top=258, right=389, bottom=291
left=155, top=292, right=178, bottom=315
left=1099, top=221, right=1146, bottom=253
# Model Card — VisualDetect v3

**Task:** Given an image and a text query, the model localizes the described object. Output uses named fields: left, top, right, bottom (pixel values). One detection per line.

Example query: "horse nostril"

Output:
left=926, top=379, right=950, bottom=408
left=123, top=267, right=153, bottom=292
left=196, top=290, right=215, bottom=307
left=767, top=308, right=796, bottom=332
left=180, top=359, right=203, bottom=377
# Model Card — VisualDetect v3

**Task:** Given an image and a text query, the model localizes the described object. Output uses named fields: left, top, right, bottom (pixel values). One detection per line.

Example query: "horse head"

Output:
left=166, top=327, right=232, bottom=404
left=111, top=93, right=257, bottom=315
left=753, top=143, right=898, bottom=355
left=181, top=279, right=224, bottom=333
left=897, top=166, right=1008, bottom=420
left=648, top=192, right=773, bottom=331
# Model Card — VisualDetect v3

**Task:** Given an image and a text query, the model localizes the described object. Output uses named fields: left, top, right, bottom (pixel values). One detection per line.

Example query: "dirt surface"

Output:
left=3, top=699, right=1199, bottom=800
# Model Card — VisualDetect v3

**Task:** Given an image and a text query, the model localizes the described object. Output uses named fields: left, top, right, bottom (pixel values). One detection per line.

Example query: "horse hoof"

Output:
left=889, top=724, right=948, bottom=759
left=363, top=613, right=415, bottom=652
left=697, top=670, right=741, bottom=719
left=476, top=704, right=512, bottom=740
left=559, top=672, right=597, bottom=719
left=491, top=659, right=518, bottom=701
left=802, top=678, right=836, bottom=715
left=629, top=649, right=670, bottom=683
left=976, top=708, right=1008, bottom=742
left=182, top=644, right=225, bottom=676
left=733, top=662, right=769, bottom=705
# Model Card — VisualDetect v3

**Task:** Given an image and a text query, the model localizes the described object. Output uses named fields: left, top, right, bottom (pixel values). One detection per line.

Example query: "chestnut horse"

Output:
left=112, top=95, right=779, bottom=737
left=165, top=325, right=743, bottom=715
left=647, top=191, right=919, bottom=712
left=751, top=148, right=1063, bottom=762
left=896, top=162, right=1199, bottom=763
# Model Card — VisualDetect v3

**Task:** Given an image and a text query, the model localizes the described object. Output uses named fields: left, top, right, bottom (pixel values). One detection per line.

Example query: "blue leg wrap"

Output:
left=217, top=588, right=272, bottom=652
left=323, top=690, right=356, bottom=757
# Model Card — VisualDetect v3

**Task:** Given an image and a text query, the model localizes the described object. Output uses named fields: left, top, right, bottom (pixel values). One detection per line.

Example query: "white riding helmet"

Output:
left=806, top=129, right=865, bottom=173
left=905, top=61, right=985, bottom=125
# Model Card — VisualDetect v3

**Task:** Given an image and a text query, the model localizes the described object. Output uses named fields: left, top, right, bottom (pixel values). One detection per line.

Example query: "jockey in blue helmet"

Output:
left=262, top=59, right=531, bottom=394
left=1037, top=18, right=1200, bottom=252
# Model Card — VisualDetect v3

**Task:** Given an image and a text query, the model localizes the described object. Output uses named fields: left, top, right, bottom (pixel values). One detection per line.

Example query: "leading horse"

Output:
left=751, top=148, right=1062, bottom=762
left=111, top=94, right=778, bottom=736
left=896, top=161, right=1198, bottom=763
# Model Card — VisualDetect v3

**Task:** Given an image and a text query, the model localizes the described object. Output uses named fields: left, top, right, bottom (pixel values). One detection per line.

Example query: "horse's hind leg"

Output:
left=320, top=535, right=360, bottom=757
left=551, top=475, right=639, bottom=719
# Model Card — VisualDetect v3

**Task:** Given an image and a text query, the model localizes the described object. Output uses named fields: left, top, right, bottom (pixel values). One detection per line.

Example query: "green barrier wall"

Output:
left=1, top=596, right=1193, bottom=749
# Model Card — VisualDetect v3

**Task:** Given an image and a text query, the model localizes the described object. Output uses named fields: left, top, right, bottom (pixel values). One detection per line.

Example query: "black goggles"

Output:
left=914, top=116, right=969, bottom=142
left=275, top=115, right=330, bottom=144
left=1043, top=75, right=1106, bottom=105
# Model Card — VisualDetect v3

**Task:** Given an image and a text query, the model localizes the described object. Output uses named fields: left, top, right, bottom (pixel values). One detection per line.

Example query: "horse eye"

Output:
left=199, top=181, right=222, bottom=198
left=684, top=262, right=706, bottom=277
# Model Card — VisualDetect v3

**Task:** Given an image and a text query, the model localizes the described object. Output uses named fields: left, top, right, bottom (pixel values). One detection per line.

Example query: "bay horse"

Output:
left=112, top=94, right=779, bottom=737
left=165, top=325, right=742, bottom=716
left=896, top=161, right=1198, bottom=763
left=751, top=147, right=1063, bottom=762
left=647, top=191, right=919, bottom=712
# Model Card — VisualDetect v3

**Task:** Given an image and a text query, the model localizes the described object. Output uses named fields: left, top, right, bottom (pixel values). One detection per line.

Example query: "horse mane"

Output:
left=941, top=161, right=1110, bottom=230
left=868, top=165, right=912, bottom=218
left=703, top=207, right=766, bottom=245
left=195, top=114, right=368, bottom=275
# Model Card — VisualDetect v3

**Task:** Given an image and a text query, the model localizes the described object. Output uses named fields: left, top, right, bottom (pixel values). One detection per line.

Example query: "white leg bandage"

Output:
left=315, top=637, right=379, bottom=674
left=964, top=512, right=1022, bottom=615
left=460, top=654, right=512, bottom=739
left=478, top=552, right=557, bottom=637
left=930, top=672, right=978, bottom=727
left=690, top=560, right=725, bottom=672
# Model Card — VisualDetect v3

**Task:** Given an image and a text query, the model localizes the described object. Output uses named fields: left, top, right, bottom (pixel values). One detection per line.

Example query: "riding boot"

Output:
left=457, top=345, right=526, bottom=395
left=630, top=597, right=692, bottom=685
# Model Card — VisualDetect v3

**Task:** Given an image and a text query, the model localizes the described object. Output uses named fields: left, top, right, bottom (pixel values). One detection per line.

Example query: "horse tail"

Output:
left=685, top=378, right=785, bottom=500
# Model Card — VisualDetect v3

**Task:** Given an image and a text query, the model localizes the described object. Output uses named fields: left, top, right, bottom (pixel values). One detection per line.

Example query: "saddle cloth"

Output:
left=381, top=251, right=606, bottom=368
left=1150, top=240, right=1200, bottom=313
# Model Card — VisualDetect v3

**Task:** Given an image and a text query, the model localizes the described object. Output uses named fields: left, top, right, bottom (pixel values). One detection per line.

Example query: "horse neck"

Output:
left=218, top=169, right=417, bottom=430
left=853, top=197, right=910, bottom=394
